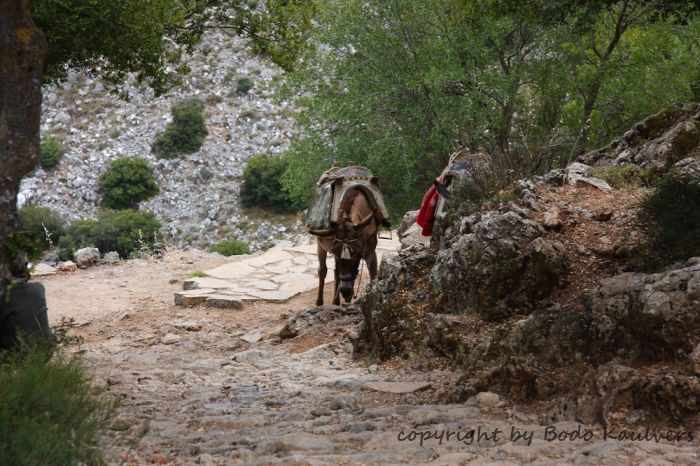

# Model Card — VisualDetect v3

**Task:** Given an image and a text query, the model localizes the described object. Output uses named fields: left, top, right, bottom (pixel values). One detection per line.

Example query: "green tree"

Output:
left=280, top=0, right=700, bottom=213
left=98, top=157, right=159, bottom=210
left=552, top=0, right=700, bottom=152
left=241, top=154, right=293, bottom=212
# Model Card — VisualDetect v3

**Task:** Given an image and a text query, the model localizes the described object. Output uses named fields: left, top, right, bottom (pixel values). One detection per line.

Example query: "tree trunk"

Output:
left=0, top=0, right=47, bottom=301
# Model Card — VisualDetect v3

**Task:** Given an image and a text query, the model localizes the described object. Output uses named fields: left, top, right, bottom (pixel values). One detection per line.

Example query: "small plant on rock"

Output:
left=236, top=77, right=254, bottom=96
left=98, top=157, right=159, bottom=210
left=210, top=239, right=250, bottom=256
left=153, top=99, right=208, bottom=159
left=40, top=137, right=63, bottom=169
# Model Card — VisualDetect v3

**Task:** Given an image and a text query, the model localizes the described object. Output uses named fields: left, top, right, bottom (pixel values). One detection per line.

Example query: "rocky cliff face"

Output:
left=358, top=104, right=700, bottom=428
left=19, top=29, right=302, bottom=251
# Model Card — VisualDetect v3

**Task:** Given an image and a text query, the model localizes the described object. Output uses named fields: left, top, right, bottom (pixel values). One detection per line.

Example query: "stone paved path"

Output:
left=88, top=301, right=700, bottom=465
left=43, top=250, right=699, bottom=465
left=175, top=235, right=400, bottom=308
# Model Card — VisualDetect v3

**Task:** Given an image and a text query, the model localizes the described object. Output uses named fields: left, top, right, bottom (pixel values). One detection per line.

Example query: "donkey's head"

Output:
left=311, top=210, right=376, bottom=302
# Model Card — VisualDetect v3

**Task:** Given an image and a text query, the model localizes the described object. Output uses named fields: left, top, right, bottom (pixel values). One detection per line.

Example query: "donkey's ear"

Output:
left=353, top=210, right=375, bottom=231
left=433, top=179, right=451, bottom=199
left=308, top=226, right=337, bottom=237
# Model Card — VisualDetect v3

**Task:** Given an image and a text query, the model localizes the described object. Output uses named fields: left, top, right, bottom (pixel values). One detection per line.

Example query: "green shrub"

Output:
left=590, top=164, right=665, bottom=189
left=210, top=239, right=250, bottom=256
left=40, top=137, right=63, bottom=169
left=0, top=341, right=116, bottom=465
left=636, top=177, right=700, bottom=269
left=18, top=206, right=66, bottom=250
left=236, top=77, right=254, bottom=96
left=59, top=210, right=162, bottom=259
left=98, top=157, right=159, bottom=210
left=240, top=154, right=293, bottom=212
left=153, top=99, right=208, bottom=159
left=591, top=164, right=640, bottom=188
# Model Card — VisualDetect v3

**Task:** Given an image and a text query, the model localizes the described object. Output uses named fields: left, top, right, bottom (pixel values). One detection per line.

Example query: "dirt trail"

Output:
left=36, top=251, right=700, bottom=465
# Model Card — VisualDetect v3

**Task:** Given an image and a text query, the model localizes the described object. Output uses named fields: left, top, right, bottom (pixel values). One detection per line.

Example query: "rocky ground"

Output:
left=20, top=28, right=303, bottom=251
left=39, top=250, right=700, bottom=465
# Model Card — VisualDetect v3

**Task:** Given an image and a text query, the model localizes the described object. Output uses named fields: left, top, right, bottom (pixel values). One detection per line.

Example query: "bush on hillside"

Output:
left=0, top=339, right=116, bottom=465
left=236, top=77, right=254, bottom=96
left=210, top=239, right=250, bottom=256
left=98, top=157, right=159, bottom=210
left=636, top=177, right=700, bottom=269
left=153, top=99, right=208, bottom=159
left=240, top=154, right=293, bottom=212
left=59, top=210, right=162, bottom=259
left=18, top=205, right=66, bottom=250
left=40, top=137, right=63, bottom=169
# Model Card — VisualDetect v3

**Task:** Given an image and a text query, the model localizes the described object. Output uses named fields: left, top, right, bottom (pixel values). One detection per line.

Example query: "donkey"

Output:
left=310, top=188, right=379, bottom=306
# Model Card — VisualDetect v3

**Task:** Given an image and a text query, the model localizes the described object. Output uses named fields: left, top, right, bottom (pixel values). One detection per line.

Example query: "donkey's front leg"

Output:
left=316, top=245, right=327, bottom=306
left=333, top=264, right=341, bottom=306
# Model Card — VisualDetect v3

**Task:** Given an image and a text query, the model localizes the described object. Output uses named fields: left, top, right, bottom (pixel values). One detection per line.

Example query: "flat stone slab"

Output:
left=205, top=263, right=256, bottom=280
left=271, top=272, right=317, bottom=285
left=183, top=277, right=237, bottom=290
left=244, top=250, right=293, bottom=267
left=240, top=330, right=263, bottom=344
left=240, top=280, right=279, bottom=291
left=364, top=381, right=432, bottom=394
left=205, top=294, right=242, bottom=309
left=174, top=289, right=216, bottom=306
left=176, top=235, right=401, bottom=306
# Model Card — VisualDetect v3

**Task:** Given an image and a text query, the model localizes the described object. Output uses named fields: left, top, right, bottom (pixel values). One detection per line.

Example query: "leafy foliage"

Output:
left=280, top=0, right=700, bottom=214
left=0, top=341, right=117, bottom=466
left=636, top=177, right=700, bottom=269
left=31, top=0, right=318, bottom=93
left=98, top=157, right=159, bottom=210
left=59, top=210, right=162, bottom=259
left=39, top=137, right=63, bottom=169
left=241, top=154, right=293, bottom=212
left=210, top=239, right=250, bottom=256
left=18, top=206, right=66, bottom=251
left=153, top=99, right=208, bottom=159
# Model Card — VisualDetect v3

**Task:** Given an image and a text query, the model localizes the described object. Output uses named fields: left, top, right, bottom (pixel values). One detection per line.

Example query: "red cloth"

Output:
left=416, top=179, right=441, bottom=236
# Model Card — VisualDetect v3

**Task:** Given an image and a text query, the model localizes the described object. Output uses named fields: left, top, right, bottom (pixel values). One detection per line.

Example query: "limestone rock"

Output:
left=578, top=103, right=700, bottom=168
left=475, top=391, right=500, bottom=408
left=670, top=157, right=700, bottom=186
left=162, top=333, right=182, bottom=345
left=101, top=251, right=121, bottom=264
left=397, top=210, right=418, bottom=237
left=205, top=294, right=243, bottom=309
left=542, top=206, right=563, bottom=229
left=56, top=261, right=78, bottom=272
left=74, top=247, right=100, bottom=269
left=31, top=263, right=57, bottom=276
left=174, top=289, right=216, bottom=306
left=691, top=343, right=700, bottom=376
left=583, top=259, right=700, bottom=357
left=399, top=222, right=429, bottom=250
left=364, top=381, right=431, bottom=394
left=430, top=210, right=562, bottom=320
